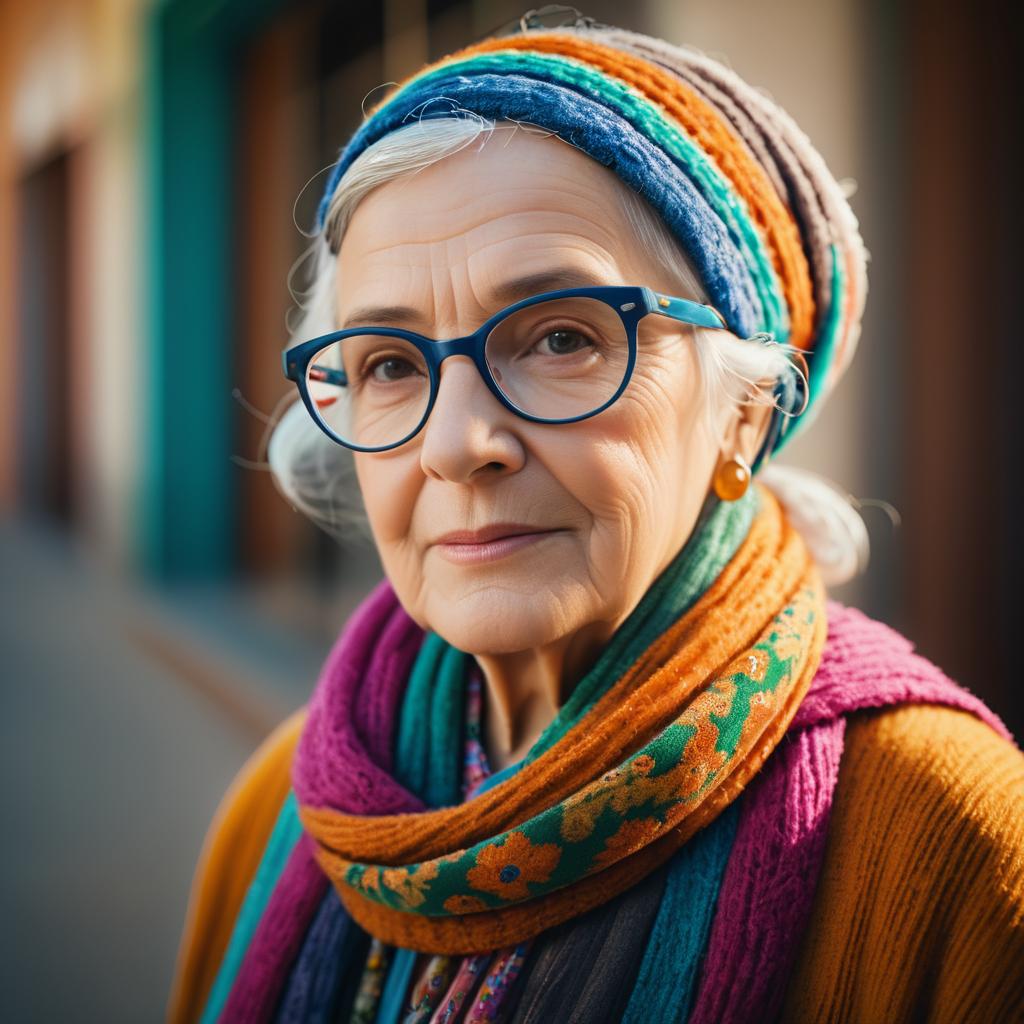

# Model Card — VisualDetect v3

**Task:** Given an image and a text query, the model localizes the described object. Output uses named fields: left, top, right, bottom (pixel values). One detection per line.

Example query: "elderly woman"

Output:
left=168, top=16, right=1024, bottom=1024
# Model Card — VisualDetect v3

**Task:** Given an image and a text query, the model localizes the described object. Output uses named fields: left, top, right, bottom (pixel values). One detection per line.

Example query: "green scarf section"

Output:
left=394, top=486, right=761, bottom=808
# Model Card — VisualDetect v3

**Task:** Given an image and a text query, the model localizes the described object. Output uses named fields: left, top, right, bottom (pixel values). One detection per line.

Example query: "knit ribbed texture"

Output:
left=779, top=702, right=1024, bottom=1023
left=169, top=602, right=1024, bottom=1022
left=273, top=888, right=368, bottom=1023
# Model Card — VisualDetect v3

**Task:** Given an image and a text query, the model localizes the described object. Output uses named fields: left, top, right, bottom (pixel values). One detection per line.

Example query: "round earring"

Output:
left=712, top=454, right=751, bottom=501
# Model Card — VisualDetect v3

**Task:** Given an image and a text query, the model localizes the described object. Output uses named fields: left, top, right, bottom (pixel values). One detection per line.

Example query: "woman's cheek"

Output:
left=355, top=453, right=418, bottom=544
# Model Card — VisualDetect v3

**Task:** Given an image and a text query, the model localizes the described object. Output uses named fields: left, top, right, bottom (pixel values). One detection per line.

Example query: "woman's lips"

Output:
left=434, top=530, right=563, bottom=565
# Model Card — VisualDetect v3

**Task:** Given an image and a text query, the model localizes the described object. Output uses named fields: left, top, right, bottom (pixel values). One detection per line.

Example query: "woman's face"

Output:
left=336, top=129, right=742, bottom=655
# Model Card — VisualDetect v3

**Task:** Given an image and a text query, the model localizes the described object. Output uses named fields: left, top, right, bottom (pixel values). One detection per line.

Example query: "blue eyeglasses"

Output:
left=282, top=284, right=731, bottom=454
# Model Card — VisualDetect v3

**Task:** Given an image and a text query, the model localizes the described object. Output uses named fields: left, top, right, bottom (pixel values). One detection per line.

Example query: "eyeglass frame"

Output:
left=281, top=283, right=791, bottom=470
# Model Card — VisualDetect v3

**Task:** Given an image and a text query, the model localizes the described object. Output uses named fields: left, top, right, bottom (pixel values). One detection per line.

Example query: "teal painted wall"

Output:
left=143, top=0, right=288, bottom=579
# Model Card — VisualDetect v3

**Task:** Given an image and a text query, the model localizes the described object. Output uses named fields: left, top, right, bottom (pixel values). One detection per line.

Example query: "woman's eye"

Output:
left=365, top=356, right=419, bottom=382
left=536, top=329, right=594, bottom=356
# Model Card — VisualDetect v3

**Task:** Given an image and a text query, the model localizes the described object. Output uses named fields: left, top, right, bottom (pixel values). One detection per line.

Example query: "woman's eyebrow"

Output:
left=487, top=267, right=608, bottom=306
left=340, top=303, right=426, bottom=330
left=339, top=268, right=609, bottom=331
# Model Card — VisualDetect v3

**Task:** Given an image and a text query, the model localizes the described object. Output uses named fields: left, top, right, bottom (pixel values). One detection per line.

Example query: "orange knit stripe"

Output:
left=375, top=32, right=816, bottom=351
left=301, top=484, right=797, bottom=860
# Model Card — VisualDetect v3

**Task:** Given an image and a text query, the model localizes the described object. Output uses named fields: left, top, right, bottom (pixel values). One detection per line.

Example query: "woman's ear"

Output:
left=717, top=380, right=777, bottom=468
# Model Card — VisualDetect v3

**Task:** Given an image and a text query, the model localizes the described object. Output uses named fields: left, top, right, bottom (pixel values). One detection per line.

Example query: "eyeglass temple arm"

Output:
left=282, top=349, right=350, bottom=387
left=312, top=365, right=348, bottom=387
left=644, top=290, right=729, bottom=330
left=643, top=289, right=788, bottom=475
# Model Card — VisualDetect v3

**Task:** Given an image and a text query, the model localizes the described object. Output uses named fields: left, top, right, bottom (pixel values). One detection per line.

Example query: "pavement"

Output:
left=0, top=516, right=380, bottom=1022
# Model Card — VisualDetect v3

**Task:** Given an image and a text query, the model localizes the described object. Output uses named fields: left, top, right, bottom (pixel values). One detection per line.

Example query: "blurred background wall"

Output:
left=1, top=0, right=1020, bottom=1019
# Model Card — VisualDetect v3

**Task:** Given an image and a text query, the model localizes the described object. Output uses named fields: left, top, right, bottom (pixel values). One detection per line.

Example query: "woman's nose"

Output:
left=417, top=356, right=526, bottom=483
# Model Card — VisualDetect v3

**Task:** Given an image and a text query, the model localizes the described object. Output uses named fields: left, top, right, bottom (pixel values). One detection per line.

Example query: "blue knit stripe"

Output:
left=621, top=798, right=743, bottom=1024
left=316, top=72, right=764, bottom=338
left=326, top=49, right=787, bottom=342
left=273, top=887, right=363, bottom=1023
left=200, top=792, right=305, bottom=1023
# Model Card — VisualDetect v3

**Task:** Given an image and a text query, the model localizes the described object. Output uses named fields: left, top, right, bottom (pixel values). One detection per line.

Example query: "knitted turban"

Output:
left=314, top=21, right=868, bottom=459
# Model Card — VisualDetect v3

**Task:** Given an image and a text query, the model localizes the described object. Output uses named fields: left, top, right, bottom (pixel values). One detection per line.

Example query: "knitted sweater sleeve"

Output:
left=166, top=708, right=306, bottom=1024
left=779, top=702, right=1024, bottom=1024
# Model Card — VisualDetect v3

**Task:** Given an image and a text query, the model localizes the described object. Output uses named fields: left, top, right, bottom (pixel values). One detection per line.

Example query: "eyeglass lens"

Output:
left=304, top=297, right=631, bottom=449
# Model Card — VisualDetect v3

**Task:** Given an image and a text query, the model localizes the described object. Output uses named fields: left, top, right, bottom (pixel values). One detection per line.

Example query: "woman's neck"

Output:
left=473, top=616, right=620, bottom=772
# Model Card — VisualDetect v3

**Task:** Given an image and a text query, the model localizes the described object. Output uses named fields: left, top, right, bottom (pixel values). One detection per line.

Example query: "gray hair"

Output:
left=267, top=116, right=869, bottom=584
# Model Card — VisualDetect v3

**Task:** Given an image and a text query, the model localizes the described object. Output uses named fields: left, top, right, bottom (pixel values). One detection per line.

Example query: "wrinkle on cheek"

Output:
left=354, top=451, right=430, bottom=618
left=562, top=436, right=652, bottom=594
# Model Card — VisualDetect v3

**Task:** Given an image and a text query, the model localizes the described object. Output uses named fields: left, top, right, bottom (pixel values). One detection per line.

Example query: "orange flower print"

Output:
left=466, top=830, right=562, bottom=902
left=593, top=817, right=664, bottom=870
left=379, top=859, right=440, bottom=910
left=347, top=863, right=383, bottom=897
left=443, top=894, right=490, bottom=914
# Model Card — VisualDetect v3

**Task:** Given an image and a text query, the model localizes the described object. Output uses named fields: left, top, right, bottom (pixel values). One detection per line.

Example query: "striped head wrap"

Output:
left=314, top=19, right=868, bottom=459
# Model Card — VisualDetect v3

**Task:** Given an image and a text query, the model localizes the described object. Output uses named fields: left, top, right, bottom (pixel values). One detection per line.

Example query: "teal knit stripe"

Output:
left=378, top=49, right=788, bottom=342
left=397, top=634, right=443, bottom=802
left=428, top=645, right=471, bottom=808
left=397, top=634, right=469, bottom=808
left=775, top=243, right=846, bottom=454
left=200, top=791, right=304, bottom=1022
left=374, top=947, right=419, bottom=1024
left=620, top=797, right=742, bottom=1024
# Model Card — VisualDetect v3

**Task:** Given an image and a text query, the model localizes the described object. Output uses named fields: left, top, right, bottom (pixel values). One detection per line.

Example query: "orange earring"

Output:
left=712, top=454, right=751, bottom=501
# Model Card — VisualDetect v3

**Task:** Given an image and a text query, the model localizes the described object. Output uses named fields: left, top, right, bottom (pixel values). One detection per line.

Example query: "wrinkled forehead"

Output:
left=335, top=130, right=659, bottom=323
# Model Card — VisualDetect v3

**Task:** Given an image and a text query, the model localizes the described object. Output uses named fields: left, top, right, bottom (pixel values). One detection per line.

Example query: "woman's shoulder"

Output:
left=168, top=708, right=307, bottom=1024
left=779, top=696, right=1024, bottom=1022
left=823, top=600, right=1024, bottom=925
left=839, top=699, right=1024, bottom=851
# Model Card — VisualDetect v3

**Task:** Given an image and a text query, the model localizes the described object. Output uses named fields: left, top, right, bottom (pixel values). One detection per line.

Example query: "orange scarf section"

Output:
left=301, top=486, right=827, bottom=953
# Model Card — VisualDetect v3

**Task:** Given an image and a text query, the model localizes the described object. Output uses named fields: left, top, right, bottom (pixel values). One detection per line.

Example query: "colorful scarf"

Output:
left=186, top=481, right=1015, bottom=1022
left=297, top=487, right=824, bottom=951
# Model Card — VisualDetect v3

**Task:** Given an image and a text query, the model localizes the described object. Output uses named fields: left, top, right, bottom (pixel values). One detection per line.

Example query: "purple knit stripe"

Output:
left=292, top=577, right=428, bottom=815
left=220, top=834, right=329, bottom=1023
left=688, top=718, right=846, bottom=1024
left=353, top=596, right=428, bottom=778
left=795, top=601, right=1015, bottom=742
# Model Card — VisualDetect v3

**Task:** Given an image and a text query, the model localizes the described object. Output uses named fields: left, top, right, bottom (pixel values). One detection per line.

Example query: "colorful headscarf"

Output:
left=314, top=21, right=869, bottom=458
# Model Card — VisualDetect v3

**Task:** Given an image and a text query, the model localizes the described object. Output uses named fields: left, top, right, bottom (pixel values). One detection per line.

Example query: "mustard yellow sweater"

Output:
left=169, top=702, right=1024, bottom=1023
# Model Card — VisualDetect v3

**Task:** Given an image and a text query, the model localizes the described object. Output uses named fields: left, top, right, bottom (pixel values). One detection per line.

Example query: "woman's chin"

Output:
left=426, top=590, right=586, bottom=656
